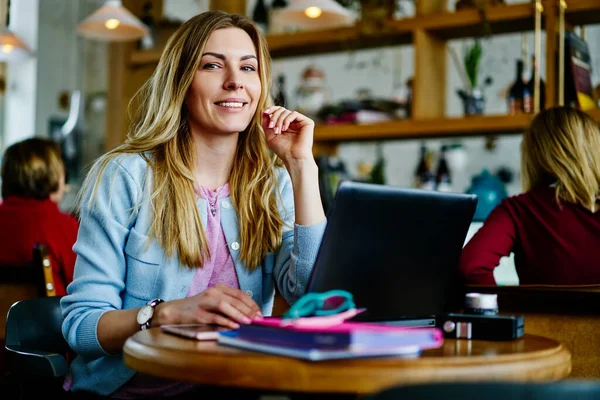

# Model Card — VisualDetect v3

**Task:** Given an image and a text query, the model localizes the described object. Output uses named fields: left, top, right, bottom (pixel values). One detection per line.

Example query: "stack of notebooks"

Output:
left=217, top=316, right=444, bottom=361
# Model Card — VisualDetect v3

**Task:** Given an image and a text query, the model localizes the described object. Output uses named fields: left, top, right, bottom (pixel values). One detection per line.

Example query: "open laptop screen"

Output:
left=307, top=180, right=477, bottom=323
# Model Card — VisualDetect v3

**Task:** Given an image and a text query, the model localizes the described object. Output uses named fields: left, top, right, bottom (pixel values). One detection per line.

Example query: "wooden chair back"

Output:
left=465, top=284, right=600, bottom=378
left=0, top=243, right=56, bottom=340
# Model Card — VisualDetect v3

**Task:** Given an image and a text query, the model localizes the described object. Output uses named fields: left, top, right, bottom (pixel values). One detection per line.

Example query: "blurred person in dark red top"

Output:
left=460, top=106, right=600, bottom=285
left=0, top=137, right=79, bottom=296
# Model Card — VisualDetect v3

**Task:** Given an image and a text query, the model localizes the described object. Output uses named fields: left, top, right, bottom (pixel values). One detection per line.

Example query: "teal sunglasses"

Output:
left=282, top=290, right=356, bottom=319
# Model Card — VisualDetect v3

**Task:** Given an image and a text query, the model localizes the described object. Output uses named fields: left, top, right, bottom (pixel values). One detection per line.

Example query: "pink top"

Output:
left=97, top=183, right=239, bottom=398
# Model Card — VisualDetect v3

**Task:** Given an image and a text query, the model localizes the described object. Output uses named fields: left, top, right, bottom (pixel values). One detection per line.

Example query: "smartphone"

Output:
left=160, top=324, right=232, bottom=341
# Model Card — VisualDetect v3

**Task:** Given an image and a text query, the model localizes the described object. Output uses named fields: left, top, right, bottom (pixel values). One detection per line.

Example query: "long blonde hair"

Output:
left=80, top=11, right=284, bottom=270
left=521, top=106, right=600, bottom=211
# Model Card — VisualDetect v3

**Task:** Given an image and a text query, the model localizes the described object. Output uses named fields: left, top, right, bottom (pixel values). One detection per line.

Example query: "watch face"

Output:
left=137, top=304, right=153, bottom=325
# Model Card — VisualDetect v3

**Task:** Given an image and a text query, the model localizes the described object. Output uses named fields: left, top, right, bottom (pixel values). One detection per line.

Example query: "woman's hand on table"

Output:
left=154, top=284, right=262, bottom=329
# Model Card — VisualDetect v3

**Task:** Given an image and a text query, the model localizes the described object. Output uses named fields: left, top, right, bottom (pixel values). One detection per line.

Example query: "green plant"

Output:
left=464, top=40, right=483, bottom=89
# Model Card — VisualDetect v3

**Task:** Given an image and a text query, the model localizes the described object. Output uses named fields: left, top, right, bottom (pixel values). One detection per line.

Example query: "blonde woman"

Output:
left=61, top=10, right=326, bottom=398
left=459, top=106, right=600, bottom=285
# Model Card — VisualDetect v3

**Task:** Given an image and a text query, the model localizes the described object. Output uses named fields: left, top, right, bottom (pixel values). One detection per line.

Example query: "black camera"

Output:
left=435, top=293, right=524, bottom=341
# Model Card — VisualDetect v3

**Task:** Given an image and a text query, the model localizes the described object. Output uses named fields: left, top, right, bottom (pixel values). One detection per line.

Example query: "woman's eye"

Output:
left=242, top=66, right=256, bottom=72
left=202, top=63, right=219, bottom=70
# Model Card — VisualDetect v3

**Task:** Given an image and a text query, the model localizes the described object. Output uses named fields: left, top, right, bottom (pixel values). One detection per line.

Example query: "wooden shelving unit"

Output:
left=108, top=0, right=600, bottom=152
left=313, top=109, right=600, bottom=143
left=313, top=114, right=535, bottom=142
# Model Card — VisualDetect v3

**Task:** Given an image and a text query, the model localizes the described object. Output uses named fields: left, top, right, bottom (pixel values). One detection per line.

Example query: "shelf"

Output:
left=313, top=114, right=534, bottom=142
left=131, top=1, right=588, bottom=65
left=267, top=22, right=414, bottom=59
left=417, top=2, right=536, bottom=40
left=314, top=107, right=600, bottom=143
left=563, top=0, right=600, bottom=26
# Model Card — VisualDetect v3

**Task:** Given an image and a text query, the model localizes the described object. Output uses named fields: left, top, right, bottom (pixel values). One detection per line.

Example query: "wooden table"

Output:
left=123, top=329, right=571, bottom=397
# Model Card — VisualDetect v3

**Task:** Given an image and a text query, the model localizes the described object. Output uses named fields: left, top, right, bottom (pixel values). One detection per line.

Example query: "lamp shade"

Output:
left=77, top=0, right=148, bottom=42
left=277, top=0, right=356, bottom=30
left=0, top=28, right=31, bottom=62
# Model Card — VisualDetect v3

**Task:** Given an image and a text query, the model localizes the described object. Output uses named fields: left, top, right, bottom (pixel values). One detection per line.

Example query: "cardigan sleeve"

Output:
left=458, top=200, right=517, bottom=285
left=61, top=156, right=143, bottom=360
left=272, top=168, right=326, bottom=305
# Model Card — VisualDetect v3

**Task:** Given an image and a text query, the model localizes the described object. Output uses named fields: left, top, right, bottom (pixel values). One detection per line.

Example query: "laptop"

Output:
left=307, top=180, right=477, bottom=327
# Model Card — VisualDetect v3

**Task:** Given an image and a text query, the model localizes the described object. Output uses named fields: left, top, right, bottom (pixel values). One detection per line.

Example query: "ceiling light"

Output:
left=77, top=0, right=148, bottom=42
left=278, top=0, right=355, bottom=30
left=0, top=28, right=31, bottom=62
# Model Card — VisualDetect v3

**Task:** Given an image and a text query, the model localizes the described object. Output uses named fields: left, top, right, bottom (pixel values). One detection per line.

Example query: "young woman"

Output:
left=459, top=106, right=600, bottom=285
left=61, top=10, right=326, bottom=398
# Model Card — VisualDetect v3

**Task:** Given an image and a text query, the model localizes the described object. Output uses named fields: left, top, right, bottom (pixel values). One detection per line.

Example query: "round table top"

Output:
left=123, top=329, right=571, bottom=395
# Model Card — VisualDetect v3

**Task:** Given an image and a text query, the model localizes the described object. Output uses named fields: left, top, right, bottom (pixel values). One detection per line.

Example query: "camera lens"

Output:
left=464, top=293, right=498, bottom=315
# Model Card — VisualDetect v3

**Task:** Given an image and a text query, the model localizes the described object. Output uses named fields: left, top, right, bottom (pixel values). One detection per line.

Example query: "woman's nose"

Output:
left=224, top=72, right=243, bottom=90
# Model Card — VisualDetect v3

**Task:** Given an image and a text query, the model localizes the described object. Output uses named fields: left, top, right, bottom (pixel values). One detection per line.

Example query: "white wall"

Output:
left=3, top=0, right=38, bottom=148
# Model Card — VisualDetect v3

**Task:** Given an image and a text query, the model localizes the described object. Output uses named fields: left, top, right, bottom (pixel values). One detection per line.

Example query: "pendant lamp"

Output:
left=77, top=0, right=148, bottom=42
left=0, top=0, right=31, bottom=62
left=277, top=0, right=355, bottom=30
left=0, top=27, right=30, bottom=61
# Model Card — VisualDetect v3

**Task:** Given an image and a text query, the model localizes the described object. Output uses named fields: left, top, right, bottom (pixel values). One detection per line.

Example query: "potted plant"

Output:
left=453, top=40, right=492, bottom=116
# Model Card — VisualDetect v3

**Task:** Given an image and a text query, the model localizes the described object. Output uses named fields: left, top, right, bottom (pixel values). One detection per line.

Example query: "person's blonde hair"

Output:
left=79, top=11, right=284, bottom=270
left=521, top=106, right=600, bottom=211
left=1, top=137, right=64, bottom=200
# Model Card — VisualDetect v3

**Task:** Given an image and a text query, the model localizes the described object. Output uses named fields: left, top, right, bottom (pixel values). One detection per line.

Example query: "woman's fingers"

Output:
left=196, top=309, right=240, bottom=330
left=215, top=284, right=262, bottom=318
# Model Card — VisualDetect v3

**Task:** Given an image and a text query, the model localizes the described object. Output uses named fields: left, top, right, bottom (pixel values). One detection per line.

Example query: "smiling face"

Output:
left=185, top=27, right=261, bottom=138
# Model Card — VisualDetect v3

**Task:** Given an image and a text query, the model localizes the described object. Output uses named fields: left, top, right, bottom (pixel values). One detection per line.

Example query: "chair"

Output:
left=4, top=296, right=72, bottom=398
left=0, top=243, right=56, bottom=340
left=366, top=381, right=600, bottom=400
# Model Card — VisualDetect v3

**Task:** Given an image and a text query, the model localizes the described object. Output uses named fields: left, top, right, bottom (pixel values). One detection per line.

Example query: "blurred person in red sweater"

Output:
left=0, top=137, right=79, bottom=296
left=460, top=106, right=600, bottom=285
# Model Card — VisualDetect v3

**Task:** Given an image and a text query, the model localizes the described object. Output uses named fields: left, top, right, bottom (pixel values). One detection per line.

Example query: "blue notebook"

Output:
left=217, top=331, right=423, bottom=361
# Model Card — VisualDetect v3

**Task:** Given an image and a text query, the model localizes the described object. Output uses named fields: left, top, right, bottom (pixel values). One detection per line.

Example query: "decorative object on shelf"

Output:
left=269, top=0, right=290, bottom=34
left=252, top=0, right=269, bottom=34
left=444, top=143, right=468, bottom=176
left=358, top=0, right=395, bottom=35
left=452, top=41, right=491, bottom=116
left=435, top=145, right=452, bottom=192
left=564, top=31, right=595, bottom=110
left=277, top=0, right=356, bottom=31
left=138, top=1, right=157, bottom=50
left=369, top=143, right=386, bottom=185
left=273, top=74, right=287, bottom=107
left=465, top=168, right=507, bottom=222
left=507, top=59, right=527, bottom=114
left=77, top=0, right=149, bottom=42
left=413, top=143, right=435, bottom=190
left=295, top=64, right=329, bottom=120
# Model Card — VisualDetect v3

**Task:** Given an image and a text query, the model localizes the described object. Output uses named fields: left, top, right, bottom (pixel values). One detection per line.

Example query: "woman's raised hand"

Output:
left=262, top=106, right=315, bottom=164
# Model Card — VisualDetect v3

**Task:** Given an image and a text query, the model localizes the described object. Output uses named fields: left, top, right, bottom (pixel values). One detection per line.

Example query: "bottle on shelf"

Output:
left=507, top=59, right=526, bottom=114
left=273, top=74, right=287, bottom=107
left=370, top=143, right=386, bottom=185
left=435, top=145, right=452, bottom=192
left=524, top=55, right=546, bottom=113
left=252, top=0, right=269, bottom=34
left=414, top=144, right=435, bottom=191
left=138, top=1, right=157, bottom=50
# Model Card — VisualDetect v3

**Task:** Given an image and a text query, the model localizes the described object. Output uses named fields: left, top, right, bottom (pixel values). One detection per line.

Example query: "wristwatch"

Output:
left=136, top=298, right=164, bottom=330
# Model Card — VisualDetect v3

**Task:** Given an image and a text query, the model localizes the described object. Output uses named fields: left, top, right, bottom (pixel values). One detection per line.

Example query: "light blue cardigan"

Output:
left=60, top=154, right=326, bottom=395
